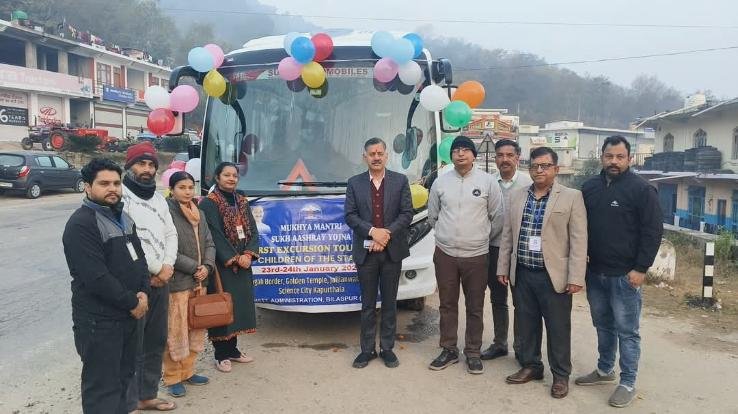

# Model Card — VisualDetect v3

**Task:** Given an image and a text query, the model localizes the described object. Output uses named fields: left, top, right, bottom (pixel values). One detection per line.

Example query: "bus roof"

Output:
left=231, top=30, right=411, bottom=55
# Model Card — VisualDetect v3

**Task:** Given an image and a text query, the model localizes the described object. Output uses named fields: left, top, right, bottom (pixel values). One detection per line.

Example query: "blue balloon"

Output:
left=403, top=33, right=424, bottom=58
left=188, top=47, right=215, bottom=73
left=371, top=31, right=394, bottom=58
left=283, top=32, right=300, bottom=55
left=387, top=38, right=415, bottom=64
left=290, top=36, right=315, bottom=64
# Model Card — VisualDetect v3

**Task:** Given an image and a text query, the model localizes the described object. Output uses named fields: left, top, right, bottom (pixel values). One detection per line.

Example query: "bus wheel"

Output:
left=400, top=297, right=425, bottom=311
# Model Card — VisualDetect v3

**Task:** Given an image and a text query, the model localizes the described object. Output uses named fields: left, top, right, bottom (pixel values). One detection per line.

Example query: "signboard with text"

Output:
left=251, top=196, right=361, bottom=310
left=103, top=85, right=136, bottom=104
left=0, top=106, right=28, bottom=126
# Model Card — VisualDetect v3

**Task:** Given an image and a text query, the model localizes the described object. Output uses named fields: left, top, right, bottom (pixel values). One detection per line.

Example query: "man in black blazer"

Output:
left=345, top=137, right=413, bottom=369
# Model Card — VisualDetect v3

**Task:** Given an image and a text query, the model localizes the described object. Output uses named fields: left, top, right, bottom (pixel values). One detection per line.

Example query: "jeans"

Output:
left=357, top=251, right=402, bottom=352
left=586, top=270, right=643, bottom=388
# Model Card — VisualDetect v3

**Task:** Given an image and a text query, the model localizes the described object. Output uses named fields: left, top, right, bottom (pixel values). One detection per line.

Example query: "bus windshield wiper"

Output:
left=277, top=181, right=348, bottom=187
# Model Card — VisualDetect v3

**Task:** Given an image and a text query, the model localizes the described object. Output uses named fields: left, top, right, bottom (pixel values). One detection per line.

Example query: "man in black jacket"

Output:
left=63, top=158, right=150, bottom=414
left=345, top=137, right=413, bottom=369
left=577, top=136, right=663, bottom=408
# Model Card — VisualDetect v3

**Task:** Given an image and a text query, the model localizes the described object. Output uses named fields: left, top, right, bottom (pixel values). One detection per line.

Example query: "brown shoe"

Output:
left=551, top=377, right=569, bottom=398
left=505, top=367, right=544, bottom=384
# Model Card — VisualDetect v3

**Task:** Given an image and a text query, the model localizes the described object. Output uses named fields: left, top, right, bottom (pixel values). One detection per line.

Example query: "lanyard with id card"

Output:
left=527, top=202, right=545, bottom=252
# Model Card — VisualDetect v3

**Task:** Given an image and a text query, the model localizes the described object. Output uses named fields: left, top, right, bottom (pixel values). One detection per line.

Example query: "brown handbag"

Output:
left=188, top=267, right=234, bottom=330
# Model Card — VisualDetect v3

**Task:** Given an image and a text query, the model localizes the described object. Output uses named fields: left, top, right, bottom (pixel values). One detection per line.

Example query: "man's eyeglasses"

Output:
left=452, top=148, right=473, bottom=155
left=529, top=163, right=556, bottom=171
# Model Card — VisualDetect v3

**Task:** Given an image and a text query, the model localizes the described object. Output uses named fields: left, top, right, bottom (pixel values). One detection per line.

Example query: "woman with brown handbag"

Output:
left=163, top=171, right=216, bottom=397
left=198, top=162, right=260, bottom=373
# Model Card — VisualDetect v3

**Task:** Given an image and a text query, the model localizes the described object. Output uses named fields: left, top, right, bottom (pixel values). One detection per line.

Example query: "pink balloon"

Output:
left=161, top=168, right=179, bottom=188
left=169, top=85, right=199, bottom=113
left=204, top=44, right=225, bottom=68
left=278, top=57, right=302, bottom=81
left=374, top=57, right=399, bottom=83
left=170, top=160, right=187, bottom=171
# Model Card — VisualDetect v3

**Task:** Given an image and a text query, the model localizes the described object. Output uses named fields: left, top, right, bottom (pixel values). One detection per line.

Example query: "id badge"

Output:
left=528, top=236, right=542, bottom=252
left=236, top=225, right=246, bottom=240
left=363, top=239, right=374, bottom=249
left=126, top=242, right=139, bottom=261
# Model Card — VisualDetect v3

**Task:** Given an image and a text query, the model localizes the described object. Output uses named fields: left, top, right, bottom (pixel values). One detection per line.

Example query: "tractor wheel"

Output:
left=41, top=138, right=52, bottom=151
left=50, top=131, right=69, bottom=151
left=21, top=137, right=34, bottom=150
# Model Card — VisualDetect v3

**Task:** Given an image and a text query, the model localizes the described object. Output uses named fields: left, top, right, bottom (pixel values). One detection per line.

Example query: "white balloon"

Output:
left=398, top=61, right=422, bottom=86
left=185, top=158, right=201, bottom=182
left=419, top=84, right=450, bottom=112
left=283, top=32, right=301, bottom=55
left=143, top=85, right=170, bottom=110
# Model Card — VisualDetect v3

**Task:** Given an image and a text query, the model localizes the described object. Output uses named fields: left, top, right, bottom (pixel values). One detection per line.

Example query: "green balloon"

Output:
left=438, top=136, right=454, bottom=164
left=443, top=100, right=473, bottom=128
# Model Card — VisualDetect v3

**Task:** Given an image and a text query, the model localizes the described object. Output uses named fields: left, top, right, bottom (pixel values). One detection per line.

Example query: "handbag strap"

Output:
left=212, top=266, right=225, bottom=294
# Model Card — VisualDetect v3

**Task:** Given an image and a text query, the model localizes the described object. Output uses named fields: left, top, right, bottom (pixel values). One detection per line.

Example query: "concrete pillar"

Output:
left=122, top=106, right=128, bottom=138
left=28, top=93, right=39, bottom=125
left=58, top=50, right=69, bottom=74
left=25, top=41, right=37, bottom=69
left=63, top=98, right=71, bottom=124
left=88, top=101, right=94, bottom=127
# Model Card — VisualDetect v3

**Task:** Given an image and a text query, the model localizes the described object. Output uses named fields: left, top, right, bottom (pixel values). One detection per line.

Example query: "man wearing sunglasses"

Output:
left=497, top=146, right=587, bottom=399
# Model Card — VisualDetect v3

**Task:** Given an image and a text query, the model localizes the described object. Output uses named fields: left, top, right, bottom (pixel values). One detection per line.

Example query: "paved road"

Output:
left=1, top=192, right=737, bottom=413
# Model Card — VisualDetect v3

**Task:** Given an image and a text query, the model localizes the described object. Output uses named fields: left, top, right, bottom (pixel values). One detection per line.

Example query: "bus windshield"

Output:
left=202, top=61, right=436, bottom=195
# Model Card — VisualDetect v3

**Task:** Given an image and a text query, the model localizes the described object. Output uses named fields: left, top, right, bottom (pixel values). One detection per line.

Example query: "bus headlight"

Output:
left=407, top=218, right=432, bottom=247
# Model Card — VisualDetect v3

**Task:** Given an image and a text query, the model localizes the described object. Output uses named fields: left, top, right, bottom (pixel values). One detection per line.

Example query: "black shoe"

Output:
left=480, top=343, right=509, bottom=360
left=467, top=357, right=484, bottom=374
left=429, top=349, right=459, bottom=371
left=352, top=351, right=377, bottom=368
left=379, top=349, right=400, bottom=368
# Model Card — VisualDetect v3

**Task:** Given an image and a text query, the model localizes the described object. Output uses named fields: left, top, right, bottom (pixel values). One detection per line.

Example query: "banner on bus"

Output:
left=251, top=196, right=361, bottom=307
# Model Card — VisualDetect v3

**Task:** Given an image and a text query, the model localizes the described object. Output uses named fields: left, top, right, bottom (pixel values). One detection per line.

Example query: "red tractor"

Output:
left=21, top=124, right=120, bottom=152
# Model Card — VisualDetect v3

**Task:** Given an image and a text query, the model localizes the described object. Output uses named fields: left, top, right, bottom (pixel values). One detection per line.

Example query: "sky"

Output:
left=255, top=0, right=738, bottom=98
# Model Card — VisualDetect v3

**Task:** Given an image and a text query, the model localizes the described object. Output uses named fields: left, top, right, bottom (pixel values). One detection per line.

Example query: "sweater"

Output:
left=122, top=185, right=178, bottom=275
left=63, top=199, right=150, bottom=319
left=428, top=166, right=504, bottom=257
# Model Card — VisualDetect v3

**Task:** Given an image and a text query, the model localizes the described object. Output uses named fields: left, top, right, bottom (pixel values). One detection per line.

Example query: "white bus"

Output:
left=170, top=31, right=456, bottom=312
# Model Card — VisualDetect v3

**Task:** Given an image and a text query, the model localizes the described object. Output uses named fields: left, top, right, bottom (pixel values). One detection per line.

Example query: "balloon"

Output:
left=283, top=32, right=301, bottom=55
left=438, top=136, right=454, bottom=164
left=290, top=36, right=316, bottom=64
left=403, top=33, right=424, bottom=58
left=311, top=33, right=334, bottom=62
left=203, top=70, right=227, bottom=97
left=170, top=160, right=187, bottom=171
left=277, top=57, right=302, bottom=81
left=143, top=85, right=170, bottom=110
left=219, top=82, right=238, bottom=105
left=374, top=57, right=398, bottom=83
left=161, top=168, right=179, bottom=189
left=393, top=133, right=406, bottom=153
left=443, top=100, right=473, bottom=128
left=410, top=184, right=429, bottom=209
left=286, top=79, right=306, bottom=92
left=398, top=61, right=422, bottom=85
left=188, top=47, right=215, bottom=73
left=397, top=81, right=415, bottom=95
left=169, top=85, right=199, bottom=113
left=185, top=158, right=201, bottom=181
left=301, top=61, right=326, bottom=88
left=419, top=84, right=450, bottom=111
left=387, top=38, right=415, bottom=64
left=308, top=80, right=329, bottom=99
left=147, top=108, right=175, bottom=136
left=203, top=44, right=225, bottom=68
left=371, top=31, right=394, bottom=58
left=452, top=80, right=486, bottom=108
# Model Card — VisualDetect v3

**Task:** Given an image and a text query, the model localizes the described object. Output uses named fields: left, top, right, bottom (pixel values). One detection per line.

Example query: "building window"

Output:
left=732, top=127, right=738, bottom=159
left=96, top=63, right=111, bottom=85
left=693, top=129, right=707, bottom=148
left=664, top=133, right=674, bottom=152
left=113, top=67, right=122, bottom=88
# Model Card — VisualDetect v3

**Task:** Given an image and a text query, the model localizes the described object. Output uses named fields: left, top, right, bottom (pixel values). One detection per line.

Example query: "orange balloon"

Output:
left=452, top=80, right=486, bottom=108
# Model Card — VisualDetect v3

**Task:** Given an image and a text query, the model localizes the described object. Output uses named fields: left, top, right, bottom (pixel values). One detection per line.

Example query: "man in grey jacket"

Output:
left=427, top=136, right=504, bottom=374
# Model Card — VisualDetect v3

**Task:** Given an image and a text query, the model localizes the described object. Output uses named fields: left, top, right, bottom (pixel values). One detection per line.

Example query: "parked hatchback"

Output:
left=0, top=151, right=84, bottom=199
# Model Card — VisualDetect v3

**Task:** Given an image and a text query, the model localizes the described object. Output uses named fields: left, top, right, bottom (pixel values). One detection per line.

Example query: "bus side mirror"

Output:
left=433, top=58, right=453, bottom=85
left=188, top=143, right=201, bottom=159
left=166, top=111, right=185, bottom=136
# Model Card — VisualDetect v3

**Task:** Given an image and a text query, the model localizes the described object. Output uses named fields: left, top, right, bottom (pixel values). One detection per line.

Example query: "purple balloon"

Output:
left=278, top=57, right=302, bottom=81
left=374, top=58, right=399, bottom=83
left=169, top=85, right=199, bottom=113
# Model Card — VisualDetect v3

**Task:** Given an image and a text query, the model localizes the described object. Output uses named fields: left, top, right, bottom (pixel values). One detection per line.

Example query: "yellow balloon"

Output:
left=301, top=62, right=326, bottom=89
left=410, top=184, right=429, bottom=209
left=203, top=70, right=227, bottom=97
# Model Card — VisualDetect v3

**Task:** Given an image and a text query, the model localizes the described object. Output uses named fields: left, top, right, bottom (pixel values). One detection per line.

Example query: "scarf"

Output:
left=207, top=188, right=252, bottom=249
left=123, top=171, right=157, bottom=200
left=178, top=200, right=202, bottom=264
